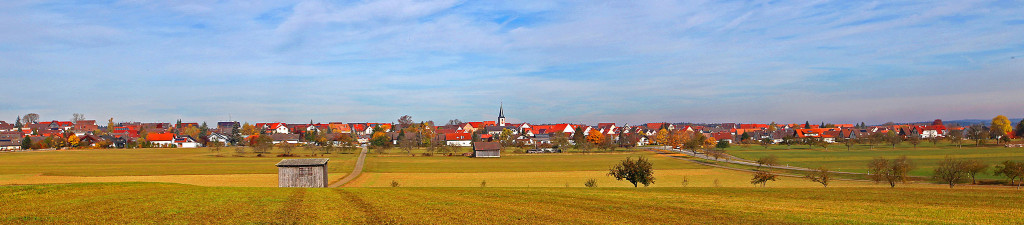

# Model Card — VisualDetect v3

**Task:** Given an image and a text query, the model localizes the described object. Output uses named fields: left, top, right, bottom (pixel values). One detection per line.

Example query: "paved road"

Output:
left=329, top=146, right=368, bottom=188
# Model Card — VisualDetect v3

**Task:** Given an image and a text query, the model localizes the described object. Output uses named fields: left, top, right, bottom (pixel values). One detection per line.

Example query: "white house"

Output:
left=174, top=136, right=201, bottom=148
left=446, top=133, right=472, bottom=147
left=208, top=133, right=230, bottom=144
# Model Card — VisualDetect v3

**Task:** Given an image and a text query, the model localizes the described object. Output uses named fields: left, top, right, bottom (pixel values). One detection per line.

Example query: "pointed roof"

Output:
left=498, top=102, right=505, bottom=118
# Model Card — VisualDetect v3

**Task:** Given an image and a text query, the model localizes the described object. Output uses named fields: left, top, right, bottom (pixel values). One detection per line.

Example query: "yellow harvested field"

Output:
left=0, top=173, right=347, bottom=187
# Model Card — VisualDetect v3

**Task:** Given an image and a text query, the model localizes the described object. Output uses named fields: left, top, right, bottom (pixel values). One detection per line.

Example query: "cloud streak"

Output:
left=0, top=0, right=1022, bottom=125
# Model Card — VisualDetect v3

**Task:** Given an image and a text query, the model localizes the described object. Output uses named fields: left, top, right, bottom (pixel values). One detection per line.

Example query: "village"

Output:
left=1, top=107, right=1014, bottom=154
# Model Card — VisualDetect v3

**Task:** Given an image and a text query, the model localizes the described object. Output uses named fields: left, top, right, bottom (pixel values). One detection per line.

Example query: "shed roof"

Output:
left=474, top=142, right=501, bottom=151
left=275, top=158, right=329, bottom=167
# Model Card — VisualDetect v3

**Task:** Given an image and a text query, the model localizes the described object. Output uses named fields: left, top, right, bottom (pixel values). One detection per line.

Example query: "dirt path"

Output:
left=329, top=146, right=368, bottom=188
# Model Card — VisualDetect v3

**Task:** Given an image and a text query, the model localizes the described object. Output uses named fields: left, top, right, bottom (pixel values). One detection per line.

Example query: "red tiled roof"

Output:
left=445, top=133, right=472, bottom=141
left=147, top=133, right=175, bottom=141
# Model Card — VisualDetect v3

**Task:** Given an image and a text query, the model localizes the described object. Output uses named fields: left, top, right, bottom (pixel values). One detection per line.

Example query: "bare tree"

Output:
left=758, top=138, right=772, bottom=149
left=756, top=155, right=779, bottom=168
left=884, top=132, right=903, bottom=149
left=947, top=129, right=964, bottom=148
left=907, top=135, right=921, bottom=148
left=963, top=160, right=988, bottom=184
left=71, top=113, right=86, bottom=123
left=867, top=156, right=915, bottom=188
left=805, top=167, right=832, bottom=187
left=993, top=161, right=1024, bottom=188
left=397, top=115, right=414, bottom=130
left=446, top=119, right=463, bottom=126
left=932, top=157, right=968, bottom=188
left=22, top=113, right=40, bottom=124
left=842, top=138, right=857, bottom=151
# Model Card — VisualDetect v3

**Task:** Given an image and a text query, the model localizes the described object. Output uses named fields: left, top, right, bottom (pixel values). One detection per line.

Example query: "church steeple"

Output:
left=498, top=102, right=506, bottom=126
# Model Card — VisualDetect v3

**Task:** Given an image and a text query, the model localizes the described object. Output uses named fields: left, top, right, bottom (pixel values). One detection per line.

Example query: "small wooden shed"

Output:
left=276, top=158, right=329, bottom=188
left=473, top=142, right=501, bottom=158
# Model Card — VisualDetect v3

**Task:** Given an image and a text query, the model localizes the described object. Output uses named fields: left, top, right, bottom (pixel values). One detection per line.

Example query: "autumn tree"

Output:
left=241, top=123, right=257, bottom=136
left=67, top=135, right=80, bottom=148
left=607, top=156, right=655, bottom=187
left=655, top=128, right=669, bottom=145
left=805, top=167, right=832, bottom=187
left=767, top=122, right=777, bottom=132
left=370, top=126, right=391, bottom=151
left=867, top=156, right=915, bottom=188
left=181, top=126, right=200, bottom=138
left=106, top=118, right=115, bottom=133
left=751, top=170, right=777, bottom=187
left=586, top=130, right=604, bottom=146
left=991, top=115, right=1012, bottom=143
left=932, top=157, right=968, bottom=188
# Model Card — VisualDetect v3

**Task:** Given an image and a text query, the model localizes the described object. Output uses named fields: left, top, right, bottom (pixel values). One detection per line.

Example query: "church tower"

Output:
left=498, top=103, right=506, bottom=126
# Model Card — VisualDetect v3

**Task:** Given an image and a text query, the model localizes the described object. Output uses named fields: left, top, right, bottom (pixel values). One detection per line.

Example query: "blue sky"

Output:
left=1, top=0, right=1022, bottom=125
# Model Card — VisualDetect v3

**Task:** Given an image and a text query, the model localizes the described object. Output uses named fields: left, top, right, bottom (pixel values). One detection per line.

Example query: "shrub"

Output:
left=480, top=180, right=487, bottom=187
left=585, top=179, right=597, bottom=188
left=390, top=180, right=400, bottom=187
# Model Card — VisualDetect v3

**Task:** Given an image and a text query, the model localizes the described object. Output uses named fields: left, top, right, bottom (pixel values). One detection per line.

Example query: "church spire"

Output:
left=498, top=102, right=506, bottom=126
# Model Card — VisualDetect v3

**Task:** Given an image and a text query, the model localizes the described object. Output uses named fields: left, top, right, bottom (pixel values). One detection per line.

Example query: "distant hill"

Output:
left=905, top=118, right=1023, bottom=126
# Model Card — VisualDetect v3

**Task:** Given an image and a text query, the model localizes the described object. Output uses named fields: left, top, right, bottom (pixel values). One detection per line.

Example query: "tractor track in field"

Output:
left=272, top=188, right=308, bottom=225
left=333, top=189, right=395, bottom=224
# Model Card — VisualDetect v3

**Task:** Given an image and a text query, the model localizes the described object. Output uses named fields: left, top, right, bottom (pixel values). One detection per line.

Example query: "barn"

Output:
left=275, top=158, right=329, bottom=188
left=473, top=142, right=501, bottom=158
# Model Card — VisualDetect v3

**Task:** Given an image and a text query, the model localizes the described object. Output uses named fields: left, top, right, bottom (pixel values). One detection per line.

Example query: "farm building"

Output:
left=275, top=158, right=329, bottom=188
left=473, top=142, right=501, bottom=158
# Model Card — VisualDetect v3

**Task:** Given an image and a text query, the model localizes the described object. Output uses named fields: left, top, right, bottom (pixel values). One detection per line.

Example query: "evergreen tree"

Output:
left=21, top=136, right=31, bottom=150
left=199, top=122, right=209, bottom=138
left=229, top=123, right=242, bottom=146
left=14, top=116, right=22, bottom=129
left=804, top=121, right=811, bottom=129
left=820, top=122, right=825, bottom=128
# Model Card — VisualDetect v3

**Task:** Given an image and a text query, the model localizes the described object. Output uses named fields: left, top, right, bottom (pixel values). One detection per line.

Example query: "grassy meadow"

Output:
left=2, top=182, right=1021, bottom=224
left=726, top=142, right=1024, bottom=179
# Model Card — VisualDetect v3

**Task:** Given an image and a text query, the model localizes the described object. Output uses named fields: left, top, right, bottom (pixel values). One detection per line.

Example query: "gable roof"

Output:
left=147, top=133, right=175, bottom=142
left=473, top=142, right=501, bottom=151
left=275, top=158, right=329, bottom=167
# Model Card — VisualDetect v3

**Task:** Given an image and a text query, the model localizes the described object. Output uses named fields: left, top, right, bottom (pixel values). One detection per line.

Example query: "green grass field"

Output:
left=2, top=182, right=1021, bottom=224
left=727, top=142, right=1024, bottom=179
